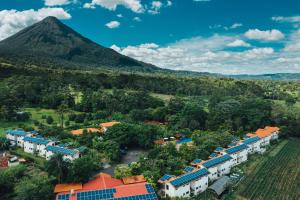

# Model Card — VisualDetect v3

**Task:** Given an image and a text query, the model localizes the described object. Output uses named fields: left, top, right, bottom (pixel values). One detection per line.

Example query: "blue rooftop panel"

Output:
left=183, top=166, right=195, bottom=173
left=243, top=136, right=260, bottom=145
left=176, top=138, right=192, bottom=144
left=228, top=142, right=237, bottom=147
left=46, top=145, right=77, bottom=156
left=209, top=153, right=218, bottom=158
left=202, top=154, right=232, bottom=169
left=225, top=144, right=248, bottom=155
left=24, top=137, right=49, bottom=145
left=170, top=168, right=209, bottom=188
left=159, top=174, right=174, bottom=182
left=191, top=159, right=202, bottom=165
left=6, top=130, right=27, bottom=137
left=215, top=147, right=224, bottom=151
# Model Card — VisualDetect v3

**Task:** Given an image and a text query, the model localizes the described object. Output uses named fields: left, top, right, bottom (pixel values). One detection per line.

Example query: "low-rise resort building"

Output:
left=5, top=129, right=80, bottom=161
left=158, top=126, right=280, bottom=198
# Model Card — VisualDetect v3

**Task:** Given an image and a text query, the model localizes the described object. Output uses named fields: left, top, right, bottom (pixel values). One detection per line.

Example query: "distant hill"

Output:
left=229, top=73, right=300, bottom=81
left=0, top=16, right=159, bottom=72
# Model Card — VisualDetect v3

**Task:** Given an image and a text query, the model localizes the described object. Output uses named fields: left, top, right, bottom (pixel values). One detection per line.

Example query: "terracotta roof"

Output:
left=154, top=139, right=165, bottom=145
left=70, top=128, right=102, bottom=135
left=54, top=183, right=83, bottom=193
left=122, top=175, right=146, bottom=185
left=247, top=126, right=280, bottom=139
left=100, top=122, right=120, bottom=128
left=114, top=183, right=149, bottom=198
left=0, top=157, right=8, bottom=168
left=82, top=173, right=123, bottom=190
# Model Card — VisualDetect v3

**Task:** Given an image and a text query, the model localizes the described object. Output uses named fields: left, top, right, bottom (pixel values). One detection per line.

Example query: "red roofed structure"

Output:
left=55, top=173, right=158, bottom=200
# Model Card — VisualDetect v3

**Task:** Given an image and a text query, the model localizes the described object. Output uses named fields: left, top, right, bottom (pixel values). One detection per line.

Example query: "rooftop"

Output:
left=202, top=154, right=232, bottom=169
left=225, top=144, right=248, bottom=155
left=46, top=145, right=78, bottom=156
left=100, top=122, right=120, bottom=128
left=191, top=159, right=202, bottom=165
left=170, top=168, right=209, bottom=188
left=176, top=138, right=192, bottom=145
left=158, top=174, right=174, bottom=183
left=248, top=126, right=280, bottom=139
left=183, top=166, right=195, bottom=173
left=70, top=128, right=102, bottom=135
left=242, top=136, right=260, bottom=145
left=122, top=175, right=146, bottom=185
left=6, top=129, right=28, bottom=137
left=55, top=173, right=157, bottom=200
left=24, top=136, right=49, bottom=145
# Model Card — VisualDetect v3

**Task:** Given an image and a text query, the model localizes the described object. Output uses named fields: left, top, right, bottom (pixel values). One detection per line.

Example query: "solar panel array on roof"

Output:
left=170, top=168, right=209, bottom=188
left=159, top=174, right=174, bottom=182
left=77, top=188, right=116, bottom=200
left=24, top=137, right=49, bottom=145
left=225, top=144, right=247, bottom=155
left=209, top=153, right=218, bottom=157
left=202, top=154, right=232, bottom=169
left=191, top=159, right=202, bottom=165
left=113, top=193, right=158, bottom=200
left=242, top=137, right=260, bottom=145
left=215, top=147, right=223, bottom=151
left=58, top=194, right=70, bottom=200
left=145, top=184, right=155, bottom=193
left=176, top=138, right=192, bottom=144
left=6, top=130, right=27, bottom=137
left=183, top=166, right=195, bottom=173
left=228, top=142, right=237, bottom=147
left=46, top=145, right=77, bottom=156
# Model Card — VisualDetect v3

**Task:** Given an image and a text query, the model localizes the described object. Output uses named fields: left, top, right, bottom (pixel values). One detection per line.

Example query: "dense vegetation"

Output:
left=1, top=60, right=300, bottom=199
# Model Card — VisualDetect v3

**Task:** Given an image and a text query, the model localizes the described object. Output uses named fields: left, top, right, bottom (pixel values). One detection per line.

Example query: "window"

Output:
left=166, top=185, right=169, bottom=190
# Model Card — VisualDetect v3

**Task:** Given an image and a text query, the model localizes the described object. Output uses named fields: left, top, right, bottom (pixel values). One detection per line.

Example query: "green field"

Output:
left=234, top=138, right=300, bottom=200
left=0, top=108, right=60, bottom=137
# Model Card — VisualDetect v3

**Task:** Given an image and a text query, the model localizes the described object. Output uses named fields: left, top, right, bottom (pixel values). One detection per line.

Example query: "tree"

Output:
left=46, top=116, right=54, bottom=124
left=114, top=165, right=132, bottom=179
left=14, top=176, right=54, bottom=200
left=45, top=154, right=70, bottom=183
left=0, top=137, right=10, bottom=151
left=68, top=156, right=99, bottom=183
left=56, top=104, right=69, bottom=128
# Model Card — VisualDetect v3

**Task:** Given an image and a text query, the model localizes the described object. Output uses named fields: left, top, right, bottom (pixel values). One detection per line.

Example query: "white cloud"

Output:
left=133, top=17, right=141, bottom=22
left=272, top=16, right=300, bottom=23
left=148, top=1, right=163, bottom=15
left=105, top=20, right=120, bottom=29
left=117, top=14, right=123, bottom=18
left=0, top=8, right=71, bottom=41
left=167, top=1, right=172, bottom=6
left=83, top=0, right=144, bottom=13
left=227, top=39, right=251, bottom=47
left=44, top=0, right=70, bottom=6
left=224, top=23, right=243, bottom=30
left=245, top=29, right=284, bottom=41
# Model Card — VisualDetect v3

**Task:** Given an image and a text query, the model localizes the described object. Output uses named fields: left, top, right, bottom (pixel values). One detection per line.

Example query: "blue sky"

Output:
left=1, top=0, right=300, bottom=74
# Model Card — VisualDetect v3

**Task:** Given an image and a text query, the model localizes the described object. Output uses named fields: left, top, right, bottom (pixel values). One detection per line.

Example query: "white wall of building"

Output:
left=190, top=176, right=209, bottom=195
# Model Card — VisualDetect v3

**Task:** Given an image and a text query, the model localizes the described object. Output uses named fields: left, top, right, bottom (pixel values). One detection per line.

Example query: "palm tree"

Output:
left=0, top=137, right=10, bottom=150
left=56, top=104, right=69, bottom=128
left=45, top=154, right=70, bottom=183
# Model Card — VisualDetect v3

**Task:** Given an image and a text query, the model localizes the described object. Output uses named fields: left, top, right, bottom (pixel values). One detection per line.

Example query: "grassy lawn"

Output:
left=232, top=138, right=300, bottom=200
left=0, top=108, right=60, bottom=137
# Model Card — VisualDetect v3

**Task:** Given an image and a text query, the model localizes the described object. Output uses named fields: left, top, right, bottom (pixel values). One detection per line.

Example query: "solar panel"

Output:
left=159, top=174, right=174, bottom=181
left=46, top=145, right=77, bottom=156
left=191, top=159, right=202, bottom=165
left=176, top=138, right=192, bottom=144
left=215, top=147, right=224, bottom=151
left=170, top=168, right=209, bottom=188
left=183, top=166, right=195, bottom=173
left=225, top=144, right=248, bottom=155
left=24, top=136, right=49, bottom=145
left=112, top=193, right=158, bottom=200
left=6, top=129, right=28, bottom=136
left=202, top=154, right=232, bottom=169
left=145, top=184, right=155, bottom=193
left=242, top=136, right=260, bottom=145
left=58, top=194, right=70, bottom=200
left=77, top=188, right=116, bottom=200
left=209, top=153, right=218, bottom=157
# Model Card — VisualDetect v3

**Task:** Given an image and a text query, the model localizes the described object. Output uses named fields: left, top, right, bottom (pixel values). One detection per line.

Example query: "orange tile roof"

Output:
left=154, top=139, right=165, bottom=145
left=114, top=183, right=149, bottom=198
left=122, top=175, right=146, bottom=185
left=54, top=183, right=82, bottom=193
left=70, top=128, right=102, bottom=135
left=82, top=173, right=123, bottom=190
left=249, top=126, right=280, bottom=139
left=100, top=121, right=120, bottom=128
